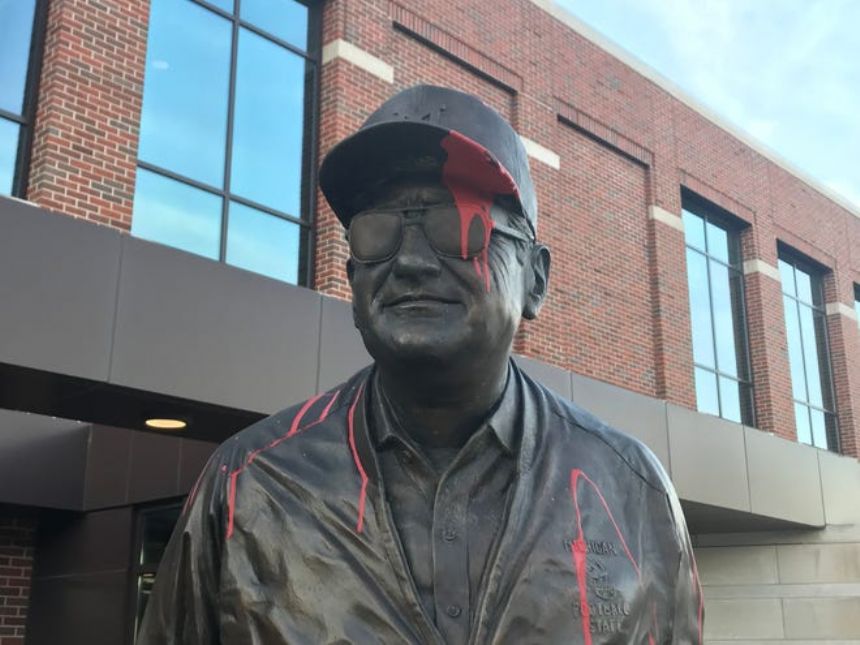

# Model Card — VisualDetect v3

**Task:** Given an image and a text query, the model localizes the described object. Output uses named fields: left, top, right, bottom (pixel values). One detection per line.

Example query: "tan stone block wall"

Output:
left=696, top=525, right=860, bottom=643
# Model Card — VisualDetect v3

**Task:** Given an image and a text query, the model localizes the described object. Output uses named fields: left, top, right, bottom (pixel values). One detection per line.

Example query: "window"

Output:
left=682, top=194, right=754, bottom=425
left=0, top=0, right=44, bottom=196
left=132, top=503, right=182, bottom=640
left=132, top=0, right=318, bottom=285
left=855, top=284, right=860, bottom=329
left=779, top=251, right=838, bottom=450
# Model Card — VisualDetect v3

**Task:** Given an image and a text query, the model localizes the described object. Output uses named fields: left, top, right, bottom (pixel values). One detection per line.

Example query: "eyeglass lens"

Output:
left=349, top=207, right=487, bottom=263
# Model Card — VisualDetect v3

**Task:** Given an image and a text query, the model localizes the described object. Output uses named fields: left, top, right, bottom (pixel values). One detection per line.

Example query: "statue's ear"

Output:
left=523, top=244, right=550, bottom=320
left=346, top=257, right=355, bottom=283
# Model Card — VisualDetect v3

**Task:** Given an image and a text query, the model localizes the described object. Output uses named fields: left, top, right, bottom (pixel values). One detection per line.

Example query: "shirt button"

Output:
left=446, top=604, right=462, bottom=618
left=442, top=527, right=457, bottom=542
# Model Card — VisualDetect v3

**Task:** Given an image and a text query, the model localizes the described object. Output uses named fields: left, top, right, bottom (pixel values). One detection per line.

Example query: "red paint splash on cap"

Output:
left=440, top=131, right=519, bottom=291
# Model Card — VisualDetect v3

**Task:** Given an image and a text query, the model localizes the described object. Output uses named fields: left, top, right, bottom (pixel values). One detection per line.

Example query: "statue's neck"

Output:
left=376, top=356, right=509, bottom=450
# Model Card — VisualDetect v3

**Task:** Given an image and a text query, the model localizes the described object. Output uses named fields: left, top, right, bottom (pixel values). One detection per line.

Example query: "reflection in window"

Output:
left=133, top=0, right=316, bottom=285
left=780, top=253, right=838, bottom=450
left=226, top=201, right=302, bottom=283
left=133, top=503, right=182, bottom=639
left=682, top=195, right=753, bottom=425
left=0, top=0, right=40, bottom=196
left=133, top=168, right=222, bottom=259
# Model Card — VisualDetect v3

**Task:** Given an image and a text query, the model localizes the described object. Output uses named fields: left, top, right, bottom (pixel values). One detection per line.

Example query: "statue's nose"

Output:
left=391, top=221, right=442, bottom=278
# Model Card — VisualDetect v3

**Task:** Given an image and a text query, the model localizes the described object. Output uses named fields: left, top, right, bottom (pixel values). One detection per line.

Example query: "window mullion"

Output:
left=795, top=300, right=814, bottom=410
left=702, top=243, right=723, bottom=417
left=220, top=10, right=241, bottom=263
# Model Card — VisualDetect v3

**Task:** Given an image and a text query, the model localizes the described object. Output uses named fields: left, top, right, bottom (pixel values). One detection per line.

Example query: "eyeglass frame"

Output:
left=345, top=203, right=535, bottom=265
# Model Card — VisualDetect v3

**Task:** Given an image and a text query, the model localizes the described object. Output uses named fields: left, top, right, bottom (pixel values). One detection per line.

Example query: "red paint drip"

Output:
left=319, top=388, right=341, bottom=422
left=224, top=388, right=341, bottom=540
left=288, top=392, right=326, bottom=437
left=440, top=131, right=519, bottom=292
left=569, top=469, right=652, bottom=644
left=226, top=471, right=239, bottom=539
left=347, top=382, right=368, bottom=533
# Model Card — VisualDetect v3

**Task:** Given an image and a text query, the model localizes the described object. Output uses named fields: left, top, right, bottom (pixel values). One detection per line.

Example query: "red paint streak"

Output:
left=440, top=131, right=518, bottom=292
left=288, top=392, right=326, bottom=437
left=347, top=382, right=368, bottom=533
left=574, top=470, right=641, bottom=577
left=319, top=388, right=341, bottom=421
left=223, top=388, right=341, bottom=540
left=569, top=469, right=655, bottom=643
left=226, top=470, right=238, bottom=539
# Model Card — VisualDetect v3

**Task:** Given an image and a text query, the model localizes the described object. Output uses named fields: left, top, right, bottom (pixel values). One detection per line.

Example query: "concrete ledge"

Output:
left=743, top=258, right=781, bottom=282
left=825, top=301, right=858, bottom=320
left=668, top=405, right=750, bottom=512
left=322, top=39, right=394, bottom=83
left=703, top=582, right=860, bottom=599
left=745, top=427, right=825, bottom=526
left=2, top=196, right=857, bottom=532
left=819, top=450, right=860, bottom=524
left=519, top=136, right=561, bottom=169
left=648, top=205, right=684, bottom=232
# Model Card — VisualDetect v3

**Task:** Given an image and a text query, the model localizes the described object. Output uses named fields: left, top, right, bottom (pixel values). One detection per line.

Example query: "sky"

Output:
left=555, top=0, right=860, bottom=211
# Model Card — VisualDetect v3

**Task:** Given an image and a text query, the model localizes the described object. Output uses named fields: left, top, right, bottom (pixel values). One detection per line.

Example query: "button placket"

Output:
left=432, top=477, right=470, bottom=643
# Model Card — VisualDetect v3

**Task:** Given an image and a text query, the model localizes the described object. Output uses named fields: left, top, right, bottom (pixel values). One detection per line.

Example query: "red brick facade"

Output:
left=0, top=511, right=35, bottom=645
left=27, top=0, right=148, bottom=229
left=22, top=0, right=860, bottom=458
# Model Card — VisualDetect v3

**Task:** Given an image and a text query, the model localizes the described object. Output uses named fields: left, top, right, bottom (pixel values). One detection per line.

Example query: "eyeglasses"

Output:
left=347, top=204, right=533, bottom=264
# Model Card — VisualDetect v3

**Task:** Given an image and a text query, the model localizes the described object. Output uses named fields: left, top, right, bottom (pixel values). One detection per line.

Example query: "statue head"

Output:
left=320, top=85, right=550, bottom=376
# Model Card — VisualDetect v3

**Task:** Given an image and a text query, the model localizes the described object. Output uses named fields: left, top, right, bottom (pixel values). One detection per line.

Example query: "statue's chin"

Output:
left=363, top=328, right=464, bottom=369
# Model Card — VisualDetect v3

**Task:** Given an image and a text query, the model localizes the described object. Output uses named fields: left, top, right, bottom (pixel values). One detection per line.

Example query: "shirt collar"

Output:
left=369, top=363, right=521, bottom=456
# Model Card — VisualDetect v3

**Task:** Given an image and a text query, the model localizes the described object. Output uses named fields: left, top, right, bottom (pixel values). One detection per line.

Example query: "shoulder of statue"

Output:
left=218, top=365, right=374, bottom=464
left=516, top=365, right=669, bottom=495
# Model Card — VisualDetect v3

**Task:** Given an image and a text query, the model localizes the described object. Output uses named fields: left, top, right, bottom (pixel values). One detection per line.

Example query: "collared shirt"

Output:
left=140, top=362, right=705, bottom=645
left=368, top=369, right=520, bottom=644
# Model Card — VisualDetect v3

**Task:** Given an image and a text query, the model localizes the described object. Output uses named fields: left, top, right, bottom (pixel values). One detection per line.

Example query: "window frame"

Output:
left=0, top=0, right=48, bottom=197
left=854, top=283, right=860, bottom=329
left=681, top=189, right=756, bottom=426
left=778, top=246, right=840, bottom=452
left=135, top=0, right=321, bottom=286
left=128, top=499, right=185, bottom=644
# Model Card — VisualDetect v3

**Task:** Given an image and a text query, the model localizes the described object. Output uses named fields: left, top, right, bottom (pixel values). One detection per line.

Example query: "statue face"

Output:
left=347, top=176, right=546, bottom=372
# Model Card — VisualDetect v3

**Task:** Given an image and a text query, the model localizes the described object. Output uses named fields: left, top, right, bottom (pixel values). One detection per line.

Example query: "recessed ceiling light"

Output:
left=145, top=418, right=187, bottom=431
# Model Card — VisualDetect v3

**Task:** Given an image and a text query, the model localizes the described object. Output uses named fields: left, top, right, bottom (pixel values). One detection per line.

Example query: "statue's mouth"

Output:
left=385, top=293, right=459, bottom=308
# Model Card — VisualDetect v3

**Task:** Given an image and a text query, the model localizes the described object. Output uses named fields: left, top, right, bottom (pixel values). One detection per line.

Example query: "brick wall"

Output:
left=27, top=0, right=148, bottom=229
left=0, top=509, right=36, bottom=645
left=21, top=0, right=860, bottom=454
left=312, top=0, right=860, bottom=453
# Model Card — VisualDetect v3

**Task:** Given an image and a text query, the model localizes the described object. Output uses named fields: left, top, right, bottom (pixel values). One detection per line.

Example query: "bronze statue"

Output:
left=140, top=85, right=703, bottom=644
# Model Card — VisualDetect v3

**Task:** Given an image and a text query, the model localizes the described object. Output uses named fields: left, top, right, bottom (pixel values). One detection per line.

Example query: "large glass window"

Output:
left=132, top=0, right=317, bottom=285
left=779, top=252, right=838, bottom=450
left=682, top=194, right=753, bottom=425
left=0, top=0, right=43, bottom=196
